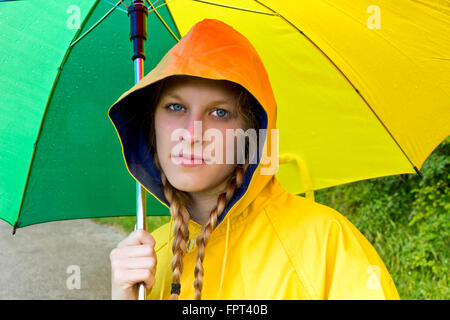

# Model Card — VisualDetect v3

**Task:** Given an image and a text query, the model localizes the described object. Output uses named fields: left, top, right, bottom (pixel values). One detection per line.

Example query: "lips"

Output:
left=171, top=152, right=206, bottom=166
left=178, top=152, right=203, bottom=161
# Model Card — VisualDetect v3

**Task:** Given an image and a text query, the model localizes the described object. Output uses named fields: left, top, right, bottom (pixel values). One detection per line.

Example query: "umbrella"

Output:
left=1, top=1, right=448, bottom=235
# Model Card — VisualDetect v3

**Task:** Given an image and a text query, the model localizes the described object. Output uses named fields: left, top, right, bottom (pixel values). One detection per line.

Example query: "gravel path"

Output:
left=0, top=219, right=126, bottom=299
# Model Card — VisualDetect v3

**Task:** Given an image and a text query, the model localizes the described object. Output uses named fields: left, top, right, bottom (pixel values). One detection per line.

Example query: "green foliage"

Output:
left=314, top=136, right=449, bottom=299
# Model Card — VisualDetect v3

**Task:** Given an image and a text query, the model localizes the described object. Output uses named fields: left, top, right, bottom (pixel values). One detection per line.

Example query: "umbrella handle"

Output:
left=279, top=153, right=315, bottom=201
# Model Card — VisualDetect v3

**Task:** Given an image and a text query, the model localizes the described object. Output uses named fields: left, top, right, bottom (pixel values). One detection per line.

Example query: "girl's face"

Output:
left=154, top=76, right=246, bottom=194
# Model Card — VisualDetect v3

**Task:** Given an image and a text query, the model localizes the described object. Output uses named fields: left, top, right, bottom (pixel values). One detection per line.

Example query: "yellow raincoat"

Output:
left=108, top=19, right=400, bottom=300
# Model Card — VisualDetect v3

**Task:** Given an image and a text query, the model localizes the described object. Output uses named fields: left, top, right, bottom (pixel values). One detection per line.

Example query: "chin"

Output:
left=161, top=160, right=232, bottom=193
left=162, top=167, right=206, bottom=192
left=169, top=177, right=208, bottom=193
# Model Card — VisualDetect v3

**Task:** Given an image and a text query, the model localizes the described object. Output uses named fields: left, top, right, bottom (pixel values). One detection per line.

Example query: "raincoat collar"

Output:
left=108, top=18, right=278, bottom=227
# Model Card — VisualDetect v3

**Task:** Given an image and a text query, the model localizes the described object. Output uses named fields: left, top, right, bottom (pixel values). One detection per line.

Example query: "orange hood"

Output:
left=108, top=18, right=278, bottom=226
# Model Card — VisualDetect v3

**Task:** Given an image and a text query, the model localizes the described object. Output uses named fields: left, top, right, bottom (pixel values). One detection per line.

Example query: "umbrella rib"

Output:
left=148, top=1, right=181, bottom=42
left=102, top=0, right=128, bottom=13
left=191, top=0, right=278, bottom=16
left=253, top=0, right=422, bottom=178
left=70, top=1, right=124, bottom=48
left=146, top=0, right=161, bottom=8
left=119, top=0, right=129, bottom=9
left=164, top=0, right=183, bottom=42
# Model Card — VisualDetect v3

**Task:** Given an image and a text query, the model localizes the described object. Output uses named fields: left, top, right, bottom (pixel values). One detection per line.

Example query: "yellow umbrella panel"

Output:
left=161, top=0, right=450, bottom=196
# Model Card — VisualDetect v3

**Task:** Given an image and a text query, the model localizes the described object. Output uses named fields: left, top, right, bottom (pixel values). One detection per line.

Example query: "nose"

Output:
left=183, top=114, right=203, bottom=145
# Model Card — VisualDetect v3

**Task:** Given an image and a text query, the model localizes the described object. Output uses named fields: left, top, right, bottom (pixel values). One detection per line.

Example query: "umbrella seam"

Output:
left=101, top=0, right=128, bottom=13
left=70, top=0, right=123, bottom=48
left=164, top=0, right=183, bottom=40
left=192, top=0, right=278, bottom=16
left=149, top=0, right=181, bottom=42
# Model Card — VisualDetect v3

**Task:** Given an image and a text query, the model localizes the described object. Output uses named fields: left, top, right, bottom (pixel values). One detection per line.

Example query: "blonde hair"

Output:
left=144, top=75, right=260, bottom=299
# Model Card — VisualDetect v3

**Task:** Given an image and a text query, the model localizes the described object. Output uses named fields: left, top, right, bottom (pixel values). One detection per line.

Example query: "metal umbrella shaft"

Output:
left=128, top=0, right=149, bottom=301
left=135, top=57, right=147, bottom=301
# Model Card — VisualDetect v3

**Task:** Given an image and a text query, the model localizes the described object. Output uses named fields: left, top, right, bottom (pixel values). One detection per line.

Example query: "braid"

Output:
left=193, top=163, right=246, bottom=300
left=145, top=77, right=260, bottom=299
left=153, top=153, right=190, bottom=300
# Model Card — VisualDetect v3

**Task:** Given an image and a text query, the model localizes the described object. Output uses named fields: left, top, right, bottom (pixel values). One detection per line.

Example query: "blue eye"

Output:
left=167, top=104, right=184, bottom=112
left=213, top=109, right=229, bottom=119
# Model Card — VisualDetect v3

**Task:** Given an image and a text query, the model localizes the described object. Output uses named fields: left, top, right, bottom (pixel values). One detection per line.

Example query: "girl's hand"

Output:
left=110, top=229, right=157, bottom=300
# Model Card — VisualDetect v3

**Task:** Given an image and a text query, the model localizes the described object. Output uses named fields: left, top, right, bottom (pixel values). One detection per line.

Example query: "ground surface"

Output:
left=0, top=219, right=125, bottom=299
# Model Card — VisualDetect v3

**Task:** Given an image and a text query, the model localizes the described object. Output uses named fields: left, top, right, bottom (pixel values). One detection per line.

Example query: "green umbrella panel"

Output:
left=0, top=0, right=175, bottom=230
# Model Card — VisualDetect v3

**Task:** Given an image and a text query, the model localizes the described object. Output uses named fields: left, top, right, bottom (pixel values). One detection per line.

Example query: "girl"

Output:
left=108, top=19, right=400, bottom=300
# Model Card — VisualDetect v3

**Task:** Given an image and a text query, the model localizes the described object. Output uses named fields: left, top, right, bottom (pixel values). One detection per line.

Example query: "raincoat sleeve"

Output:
left=268, top=196, right=400, bottom=300
left=317, top=209, right=400, bottom=300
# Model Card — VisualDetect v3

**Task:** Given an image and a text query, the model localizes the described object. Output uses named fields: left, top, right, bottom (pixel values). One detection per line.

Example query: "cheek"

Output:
left=155, top=113, right=177, bottom=151
left=224, top=134, right=236, bottom=163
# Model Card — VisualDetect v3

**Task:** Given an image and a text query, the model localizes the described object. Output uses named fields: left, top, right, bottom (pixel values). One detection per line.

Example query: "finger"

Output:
left=117, top=229, right=155, bottom=248
left=111, top=244, right=156, bottom=259
left=115, top=268, right=154, bottom=286
left=112, top=257, right=156, bottom=271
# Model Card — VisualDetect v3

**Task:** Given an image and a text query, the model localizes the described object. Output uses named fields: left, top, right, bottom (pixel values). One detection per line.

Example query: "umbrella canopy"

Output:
left=1, top=0, right=449, bottom=230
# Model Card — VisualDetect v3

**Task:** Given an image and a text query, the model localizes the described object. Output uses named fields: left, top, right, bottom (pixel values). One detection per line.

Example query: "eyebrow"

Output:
left=162, top=93, right=233, bottom=107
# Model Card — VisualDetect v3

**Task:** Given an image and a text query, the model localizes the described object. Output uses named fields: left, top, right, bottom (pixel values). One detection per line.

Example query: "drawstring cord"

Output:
left=159, top=217, right=173, bottom=300
left=218, top=216, right=231, bottom=299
